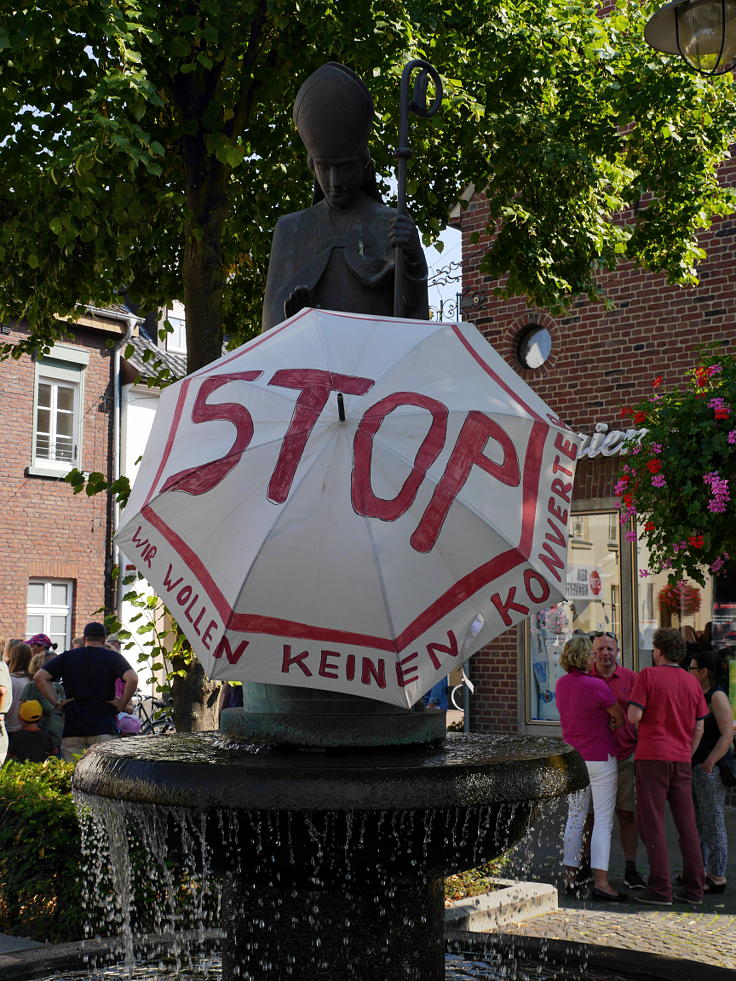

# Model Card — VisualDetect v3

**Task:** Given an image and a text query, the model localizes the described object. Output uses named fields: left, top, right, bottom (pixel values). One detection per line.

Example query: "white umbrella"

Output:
left=117, top=308, right=578, bottom=708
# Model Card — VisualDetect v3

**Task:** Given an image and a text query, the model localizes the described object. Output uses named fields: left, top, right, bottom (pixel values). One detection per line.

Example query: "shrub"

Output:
left=0, top=759, right=84, bottom=942
left=444, top=856, right=511, bottom=902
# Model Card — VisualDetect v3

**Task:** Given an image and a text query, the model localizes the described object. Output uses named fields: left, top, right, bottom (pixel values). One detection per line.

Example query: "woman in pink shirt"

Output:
left=556, top=635, right=627, bottom=901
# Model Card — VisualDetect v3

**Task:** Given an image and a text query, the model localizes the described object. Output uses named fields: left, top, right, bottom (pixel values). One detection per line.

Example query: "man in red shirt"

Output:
left=628, top=627, right=708, bottom=905
left=589, top=631, right=644, bottom=889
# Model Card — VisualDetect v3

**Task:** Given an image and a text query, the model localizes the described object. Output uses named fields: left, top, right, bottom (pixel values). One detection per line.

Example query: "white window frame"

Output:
left=29, top=345, right=88, bottom=477
left=163, top=311, right=187, bottom=353
left=26, top=578, right=73, bottom=651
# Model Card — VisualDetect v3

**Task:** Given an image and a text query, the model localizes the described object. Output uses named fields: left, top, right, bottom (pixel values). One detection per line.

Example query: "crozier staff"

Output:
left=262, top=62, right=428, bottom=331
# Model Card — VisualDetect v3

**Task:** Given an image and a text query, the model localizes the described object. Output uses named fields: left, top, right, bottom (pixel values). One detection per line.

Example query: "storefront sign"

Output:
left=576, top=423, right=647, bottom=459
left=566, top=565, right=601, bottom=600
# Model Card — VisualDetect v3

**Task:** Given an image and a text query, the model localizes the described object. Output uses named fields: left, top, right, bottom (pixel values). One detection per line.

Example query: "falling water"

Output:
left=33, top=731, right=597, bottom=981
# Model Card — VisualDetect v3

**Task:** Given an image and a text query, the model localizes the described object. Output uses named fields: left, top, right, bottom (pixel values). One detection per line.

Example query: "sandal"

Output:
left=704, top=876, right=727, bottom=894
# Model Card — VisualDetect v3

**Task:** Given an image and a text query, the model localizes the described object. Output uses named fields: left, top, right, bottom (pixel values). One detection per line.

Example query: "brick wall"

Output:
left=461, top=160, right=736, bottom=733
left=461, top=186, right=735, bottom=432
left=0, top=325, right=114, bottom=642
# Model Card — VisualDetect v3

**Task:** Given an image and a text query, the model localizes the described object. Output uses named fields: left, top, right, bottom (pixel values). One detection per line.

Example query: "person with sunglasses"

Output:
left=556, top=634, right=628, bottom=901
left=688, top=649, right=733, bottom=894
left=588, top=631, right=645, bottom=891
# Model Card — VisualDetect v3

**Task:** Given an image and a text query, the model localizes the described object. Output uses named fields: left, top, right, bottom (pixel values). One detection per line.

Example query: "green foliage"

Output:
left=444, top=855, right=510, bottom=901
left=0, top=0, right=735, bottom=366
left=0, top=759, right=84, bottom=941
left=614, top=350, right=736, bottom=585
left=102, top=570, right=196, bottom=702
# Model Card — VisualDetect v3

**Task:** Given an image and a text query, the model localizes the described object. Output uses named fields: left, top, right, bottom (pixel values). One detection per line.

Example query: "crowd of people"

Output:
left=0, top=618, right=732, bottom=908
left=0, top=623, right=138, bottom=765
left=556, top=627, right=735, bottom=905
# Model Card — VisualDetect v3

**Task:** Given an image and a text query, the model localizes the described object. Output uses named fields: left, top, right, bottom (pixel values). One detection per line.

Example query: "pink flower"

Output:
left=651, top=474, right=666, bottom=487
left=625, top=531, right=637, bottom=542
left=639, top=569, right=649, bottom=578
left=651, top=443, right=663, bottom=454
left=704, top=471, right=730, bottom=514
left=728, top=430, right=736, bottom=444
left=708, top=364, right=723, bottom=377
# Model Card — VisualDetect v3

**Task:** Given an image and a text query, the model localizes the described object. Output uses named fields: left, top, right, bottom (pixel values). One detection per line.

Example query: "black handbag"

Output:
left=717, top=747, right=736, bottom=788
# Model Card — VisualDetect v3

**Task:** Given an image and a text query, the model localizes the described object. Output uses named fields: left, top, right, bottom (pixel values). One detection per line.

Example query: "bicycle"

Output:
left=132, top=691, right=175, bottom=735
left=450, top=679, right=472, bottom=712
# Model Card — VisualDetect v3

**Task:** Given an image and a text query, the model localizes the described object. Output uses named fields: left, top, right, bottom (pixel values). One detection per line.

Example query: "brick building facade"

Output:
left=456, top=160, right=736, bottom=735
left=0, top=308, right=134, bottom=649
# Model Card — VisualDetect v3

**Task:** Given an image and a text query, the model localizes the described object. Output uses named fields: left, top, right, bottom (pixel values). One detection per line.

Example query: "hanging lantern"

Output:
left=645, top=0, right=736, bottom=75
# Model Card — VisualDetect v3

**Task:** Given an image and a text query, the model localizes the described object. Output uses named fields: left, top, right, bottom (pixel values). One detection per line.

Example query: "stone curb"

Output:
left=447, top=931, right=736, bottom=981
left=444, top=878, right=558, bottom=931
left=0, top=930, right=222, bottom=981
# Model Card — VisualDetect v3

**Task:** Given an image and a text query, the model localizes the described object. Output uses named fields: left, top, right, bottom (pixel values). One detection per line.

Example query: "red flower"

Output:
left=715, top=409, right=730, bottom=420
left=646, top=459, right=662, bottom=474
left=633, top=411, right=647, bottom=425
left=695, top=367, right=709, bottom=387
left=620, top=406, right=633, bottom=418
left=644, top=522, right=655, bottom=532
left=652, top=375, right=663, bottom=387
left=623, top=493, right=634, bottom=507
left=688, top=535, right=704, bottom=549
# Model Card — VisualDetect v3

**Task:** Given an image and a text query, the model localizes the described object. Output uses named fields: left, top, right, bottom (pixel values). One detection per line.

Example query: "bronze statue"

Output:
left=262, top=63, right=429, bottom=331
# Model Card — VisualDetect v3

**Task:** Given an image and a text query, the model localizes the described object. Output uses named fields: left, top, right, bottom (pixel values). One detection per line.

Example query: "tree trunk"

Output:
left=173, top=88, right=231, bottom=730
left=182, top=139, right=228, bottom=373
left=171, top=657, right=221, bottom=733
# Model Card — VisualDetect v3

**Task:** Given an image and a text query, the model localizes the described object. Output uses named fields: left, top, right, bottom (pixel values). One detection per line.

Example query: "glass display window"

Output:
left=635, top=530, right=715, bottom=668
left=527, top=511, right=622, bottom=723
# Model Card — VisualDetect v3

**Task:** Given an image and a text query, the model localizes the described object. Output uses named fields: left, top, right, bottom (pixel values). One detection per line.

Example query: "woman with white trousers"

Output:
left=556, top=634, right=627, bottom=901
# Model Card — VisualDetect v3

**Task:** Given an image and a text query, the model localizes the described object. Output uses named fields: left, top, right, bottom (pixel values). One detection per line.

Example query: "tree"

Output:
left=2, top=0, right=736, bottom=726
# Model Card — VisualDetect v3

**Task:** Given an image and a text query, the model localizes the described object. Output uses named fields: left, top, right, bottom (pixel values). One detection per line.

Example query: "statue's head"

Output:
left=294, top=63, right=380, bottom=208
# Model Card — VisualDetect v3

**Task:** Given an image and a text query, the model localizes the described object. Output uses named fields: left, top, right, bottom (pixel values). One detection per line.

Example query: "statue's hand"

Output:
left=389, top=215, right=426, bottom=271
left=284, top=285, right=313, bottom=320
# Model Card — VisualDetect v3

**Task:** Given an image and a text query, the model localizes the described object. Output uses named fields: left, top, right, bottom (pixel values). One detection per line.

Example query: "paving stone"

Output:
left=492, top=795, right=736, bottom=968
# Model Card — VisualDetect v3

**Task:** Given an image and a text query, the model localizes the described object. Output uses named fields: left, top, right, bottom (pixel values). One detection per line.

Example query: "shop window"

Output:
left=635, top=529, right=715, bottom=668
left=29, top=345, right=88, bottom=477
left=527, top=511, right=622, bottom=723
left=26, top=579, right=73, bottom=651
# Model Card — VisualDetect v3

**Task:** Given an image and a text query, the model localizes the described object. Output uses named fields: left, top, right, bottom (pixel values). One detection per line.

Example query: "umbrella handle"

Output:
left=393, top=60, right=443, bottom=318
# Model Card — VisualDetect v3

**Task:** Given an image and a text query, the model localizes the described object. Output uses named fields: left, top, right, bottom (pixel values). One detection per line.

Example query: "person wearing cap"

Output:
left=262, top=62, right=428, bottom=331
left=33, top=621, right=138, bottom=761
left=20, top=651, right=66, bottom=751
left=27, top=633, right=58, bottom=663
left=7, top=700, right=56, bottom=763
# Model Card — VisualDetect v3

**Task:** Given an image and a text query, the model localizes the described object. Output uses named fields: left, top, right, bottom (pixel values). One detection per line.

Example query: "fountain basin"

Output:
left=73, top=732, right=586, bottom=881
left=72, top=732, right=587, bottom=981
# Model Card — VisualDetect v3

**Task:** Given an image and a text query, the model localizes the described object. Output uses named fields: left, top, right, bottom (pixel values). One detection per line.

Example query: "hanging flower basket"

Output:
left=613, top=355, right=735, bottom=585
left=658, top=582, right=701, bottom=616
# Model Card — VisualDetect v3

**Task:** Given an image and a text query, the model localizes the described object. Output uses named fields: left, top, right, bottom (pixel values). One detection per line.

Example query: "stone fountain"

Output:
left=71, top=61, right=587, bottom=981
left=72, top=688, right=586, bottom=981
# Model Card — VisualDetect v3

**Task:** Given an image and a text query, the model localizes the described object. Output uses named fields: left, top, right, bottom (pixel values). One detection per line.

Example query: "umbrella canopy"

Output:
left=117, top=308, right=578, bottom=708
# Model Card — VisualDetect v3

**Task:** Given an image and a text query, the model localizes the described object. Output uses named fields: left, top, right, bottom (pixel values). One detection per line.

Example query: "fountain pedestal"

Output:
left=223, top=878, right=446, bottom=980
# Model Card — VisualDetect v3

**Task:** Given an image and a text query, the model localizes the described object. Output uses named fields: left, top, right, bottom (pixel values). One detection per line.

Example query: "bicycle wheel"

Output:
left=148, top=717, right=174, bottom=735
left=450, top=684, right=465, bottom=712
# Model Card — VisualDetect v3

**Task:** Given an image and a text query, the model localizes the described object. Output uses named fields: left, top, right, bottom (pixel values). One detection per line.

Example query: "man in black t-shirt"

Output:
left=34, top=621, right=138, bottom=762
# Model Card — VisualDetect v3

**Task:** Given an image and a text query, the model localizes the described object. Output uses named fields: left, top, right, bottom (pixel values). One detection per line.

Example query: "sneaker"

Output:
left=624, top=869, right=646, bottom=890
left=633, top=889, right=672, bottom=906
left=674, top=890, right=702, bottom=906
